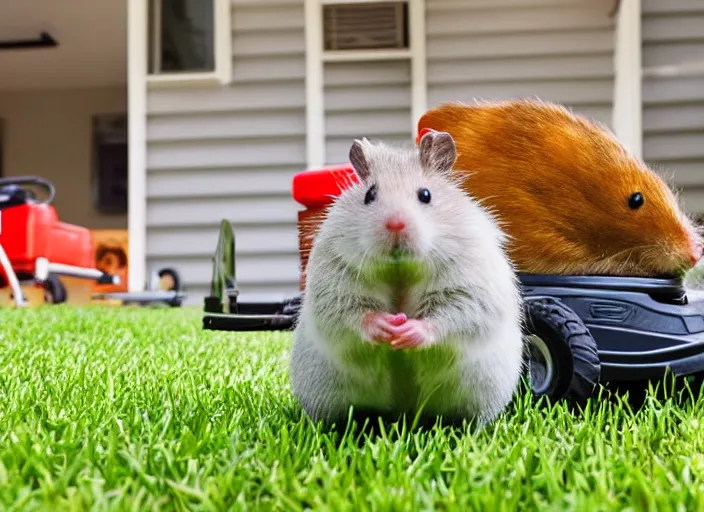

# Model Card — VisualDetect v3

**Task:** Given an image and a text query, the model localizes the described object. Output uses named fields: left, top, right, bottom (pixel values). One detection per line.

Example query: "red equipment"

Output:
left=2, top=204, right=95, bottom=274
left=0, top=176, right=118, bottom=306
left=291, top=164, right=358, bottom=208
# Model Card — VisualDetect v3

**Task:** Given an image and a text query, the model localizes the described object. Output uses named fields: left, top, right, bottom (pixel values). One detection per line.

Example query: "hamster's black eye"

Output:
left=417, top=188, right=431, bottom=204
left=364, top=184, right=377, bottom=205
left=628, top=192, right=644, bottom=210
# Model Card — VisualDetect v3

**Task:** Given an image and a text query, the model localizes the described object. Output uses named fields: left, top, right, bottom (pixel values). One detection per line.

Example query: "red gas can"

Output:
left=0, top=203, right=95, bottom=281
left=291, top=164, right=358, bottom=290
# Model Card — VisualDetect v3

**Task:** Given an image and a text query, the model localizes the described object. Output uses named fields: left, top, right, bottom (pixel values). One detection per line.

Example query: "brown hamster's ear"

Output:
left=419, top=130, right=456, bottom=175
left=349, top=138, right=372, bottom=181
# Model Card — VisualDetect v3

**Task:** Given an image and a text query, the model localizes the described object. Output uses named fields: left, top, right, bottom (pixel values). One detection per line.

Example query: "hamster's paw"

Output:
left=362, top=312, right=407, bottom=344
left=389, top=319, right=437, bottom=350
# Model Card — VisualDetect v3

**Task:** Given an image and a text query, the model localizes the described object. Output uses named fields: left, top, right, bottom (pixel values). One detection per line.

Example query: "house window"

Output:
left=92, top=114, right=128, bottom=214
left=147, top=0, right=232, bottom=86
left=321, top=0, right=411, bottom=61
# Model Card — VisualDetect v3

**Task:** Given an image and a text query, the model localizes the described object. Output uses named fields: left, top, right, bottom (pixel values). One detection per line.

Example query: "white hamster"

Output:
left=289, top=130, right=526, bottom=428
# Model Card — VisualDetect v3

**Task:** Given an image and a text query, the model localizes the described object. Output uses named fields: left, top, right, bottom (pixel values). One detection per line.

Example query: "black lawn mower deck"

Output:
left=202, top=220, right=704, bottom=400
left=519, top=274, right=704, bottom=383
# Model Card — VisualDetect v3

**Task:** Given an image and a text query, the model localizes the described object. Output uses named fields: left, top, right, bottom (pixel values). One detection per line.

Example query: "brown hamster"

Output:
left=289, top=132, right=525, bottom=428
left=416, top=99, right=703, bottom=278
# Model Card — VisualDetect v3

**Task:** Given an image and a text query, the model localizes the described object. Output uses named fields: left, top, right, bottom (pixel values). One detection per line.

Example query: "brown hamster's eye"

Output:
left=628, top=192, right=644, bottom=210
left=417, top=188, right=431, bottom=204
left=364, top=184, right=377, bottom=205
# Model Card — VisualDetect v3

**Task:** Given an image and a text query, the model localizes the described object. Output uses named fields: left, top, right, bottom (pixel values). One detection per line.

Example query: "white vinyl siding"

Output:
left=641, top=0, right=704, bottom=217
left=145, top=0, right=305, bottom=305
left=425, top=0, right=616, bottom=127
left=142, top=0, right=627, bottom=306
left=323, top=60, right=413, bottom=165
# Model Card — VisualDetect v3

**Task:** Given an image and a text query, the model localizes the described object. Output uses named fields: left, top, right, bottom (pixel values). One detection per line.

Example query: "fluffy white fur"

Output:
left=289, top=135, right=526, bottom=428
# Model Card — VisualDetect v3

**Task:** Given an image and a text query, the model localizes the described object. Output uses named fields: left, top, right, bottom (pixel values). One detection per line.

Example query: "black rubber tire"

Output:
left=43, top=274, right=67, bottom=304
left=157, top=268, right=181, bottom=292
left=523, top=296, right=600, bottom=403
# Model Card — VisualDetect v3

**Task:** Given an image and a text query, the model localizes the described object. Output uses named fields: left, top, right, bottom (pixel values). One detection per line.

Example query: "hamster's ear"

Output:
left=349, top=138, right=372, bottom=181
left=419, top=130, right=456, bottom=175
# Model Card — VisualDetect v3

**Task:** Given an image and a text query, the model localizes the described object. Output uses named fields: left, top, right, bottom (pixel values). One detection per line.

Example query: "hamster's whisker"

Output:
left=621, top=250, right=639, bottom=275
left=354, top=245, right=375, bottom=286
left=593, top=243, right=664, bottom=275
left=606, top=243, right=661, bottom=261
left=331, top=170, right=358, bottom=192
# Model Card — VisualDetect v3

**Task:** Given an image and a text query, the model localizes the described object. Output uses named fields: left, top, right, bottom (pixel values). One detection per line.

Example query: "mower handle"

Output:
left=0, top=176, right=56, bottom=204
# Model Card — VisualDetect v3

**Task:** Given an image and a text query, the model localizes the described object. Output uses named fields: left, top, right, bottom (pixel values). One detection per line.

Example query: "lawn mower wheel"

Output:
left=523, top=296, right=601, bottom=404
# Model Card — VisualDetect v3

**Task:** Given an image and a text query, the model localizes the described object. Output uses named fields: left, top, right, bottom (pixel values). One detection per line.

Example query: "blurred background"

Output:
left=0, top=0, right=701, bottom=306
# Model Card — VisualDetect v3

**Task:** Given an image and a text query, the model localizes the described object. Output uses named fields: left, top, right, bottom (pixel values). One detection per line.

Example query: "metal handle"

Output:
left=0, top=176, right=56, bottom=204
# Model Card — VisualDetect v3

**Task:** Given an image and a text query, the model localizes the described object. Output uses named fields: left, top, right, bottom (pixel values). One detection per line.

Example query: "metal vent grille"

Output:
left=323, top=1, right=409, bottom=51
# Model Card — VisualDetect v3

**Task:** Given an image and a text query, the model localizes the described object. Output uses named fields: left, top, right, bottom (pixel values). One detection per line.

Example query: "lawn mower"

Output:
left=201, top=166, right=704, bottom=404
left=0, top=176, right=185, bottom=307
left=91, top=267, right=185, bottom=308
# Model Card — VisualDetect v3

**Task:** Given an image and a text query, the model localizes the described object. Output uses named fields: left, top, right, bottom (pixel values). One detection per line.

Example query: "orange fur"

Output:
left=417, top=99, right=702, bottom=277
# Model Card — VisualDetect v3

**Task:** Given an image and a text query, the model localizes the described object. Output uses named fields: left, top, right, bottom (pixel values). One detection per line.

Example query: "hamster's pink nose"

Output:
left=385, top=215, right=406, bottom=233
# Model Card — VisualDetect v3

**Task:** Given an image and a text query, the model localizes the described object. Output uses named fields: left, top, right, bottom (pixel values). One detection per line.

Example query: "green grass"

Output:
left=2, top=306, right=704, bottom=511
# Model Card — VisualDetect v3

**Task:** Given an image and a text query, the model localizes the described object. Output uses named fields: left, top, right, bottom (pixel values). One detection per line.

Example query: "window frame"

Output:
left=146, top=0, right=232, bottom=89
left=321, top=0, right=412, bottom=63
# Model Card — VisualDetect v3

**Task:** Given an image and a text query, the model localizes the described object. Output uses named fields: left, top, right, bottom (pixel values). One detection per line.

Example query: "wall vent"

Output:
left=323, top=1, right=409, bottom=52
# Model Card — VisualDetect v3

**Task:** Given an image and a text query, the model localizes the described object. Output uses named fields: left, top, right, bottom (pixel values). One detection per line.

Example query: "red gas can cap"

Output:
left=291, top=164, right=359, bottom=207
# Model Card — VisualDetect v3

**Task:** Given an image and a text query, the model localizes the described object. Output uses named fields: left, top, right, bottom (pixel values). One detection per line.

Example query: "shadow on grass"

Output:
left=283, top=371, right=704, bottom=450
left=282, top=403, right=477, bottom=447
left=600, top=370, right=704, bottom=409
left=523, top=369, right=704, bottom=427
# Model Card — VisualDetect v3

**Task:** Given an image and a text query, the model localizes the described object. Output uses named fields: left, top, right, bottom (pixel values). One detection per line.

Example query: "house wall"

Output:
left=145, top=0, right=306, bottom=304
left=324, top=61, right=413, bottom=164
left=144, top=0, right=621, bottom=305
left=425, top=0, right=616, bottom=126
left=641, top=0, right=704, bottom=217
left=0, top=87, right=127, bottom=229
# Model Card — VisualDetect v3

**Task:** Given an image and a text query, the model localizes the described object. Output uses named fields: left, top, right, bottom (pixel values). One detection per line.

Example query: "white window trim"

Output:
left=612, top=0, right=642, bottom=160
left=305, top=0, right=325, bottom=169
left=322, top=0, right=395, bottom=4
left=322, top=49, right=412, bottom=63
left=127, top=0, right=147, bottom=292
left=409, top=0, right=427, bottom=140
left=304, top=0, right=427, bottom=168
left=146, top=0, right=232, bottom=89
left=319, top=0, right=414, bottom=64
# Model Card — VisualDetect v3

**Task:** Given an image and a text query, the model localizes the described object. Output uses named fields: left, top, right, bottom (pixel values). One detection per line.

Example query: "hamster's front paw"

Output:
left=362, top=312, right=407, bottom=344
left=389, top=319, right=437, bottom=350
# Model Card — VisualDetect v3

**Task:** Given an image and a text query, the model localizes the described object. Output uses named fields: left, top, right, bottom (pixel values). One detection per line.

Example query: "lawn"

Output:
left=2, top=306, right=704, bottom=511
